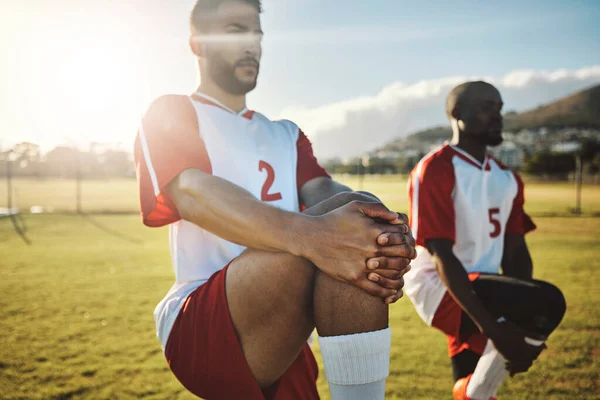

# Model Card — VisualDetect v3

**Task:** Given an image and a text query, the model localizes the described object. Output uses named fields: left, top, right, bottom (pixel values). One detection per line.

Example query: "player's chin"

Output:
left=234, top=74, right=258, bottom=92
left=486, top=132, right=504, bottom=147
left=228, top=79, right=257, bottom=96
left=236, top=66, right=259, bottom=80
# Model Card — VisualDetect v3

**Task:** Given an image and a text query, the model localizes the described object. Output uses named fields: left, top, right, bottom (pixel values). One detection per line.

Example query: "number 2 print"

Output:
left=259, top=160, right=282, bottom=202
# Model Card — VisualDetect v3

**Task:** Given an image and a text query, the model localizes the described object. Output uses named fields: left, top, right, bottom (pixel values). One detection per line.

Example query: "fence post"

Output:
left=574, top=154, right=583, bottom=215
left=7, top=155, right=12, bottom=211
left=76, top=152, right=82, bottom=213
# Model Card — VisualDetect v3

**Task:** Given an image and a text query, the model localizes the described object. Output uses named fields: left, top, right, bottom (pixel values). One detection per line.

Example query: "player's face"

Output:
left=461, top=87, right=504, bottom=147
left=203, top=1, right=263, bottom=95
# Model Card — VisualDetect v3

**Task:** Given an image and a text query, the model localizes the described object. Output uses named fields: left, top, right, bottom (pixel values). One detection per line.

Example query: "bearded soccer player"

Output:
left=133, top=1, right=416, bottom=399
left=404, top=81, right=566, bottom=400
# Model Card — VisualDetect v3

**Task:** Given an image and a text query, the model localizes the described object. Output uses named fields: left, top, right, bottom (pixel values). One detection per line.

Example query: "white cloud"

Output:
left=278, top=66, right=600, bottom=160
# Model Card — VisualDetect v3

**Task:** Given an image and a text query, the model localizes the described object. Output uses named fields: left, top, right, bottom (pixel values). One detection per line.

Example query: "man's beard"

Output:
left=206, top=51, right=258, bottom=96
left=483, top=132, right=504, bottom=147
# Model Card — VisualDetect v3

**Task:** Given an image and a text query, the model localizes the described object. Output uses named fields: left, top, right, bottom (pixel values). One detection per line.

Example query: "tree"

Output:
left=1, top=142, right=42, bottom=177
left=523, top=152, right=575, bottom=177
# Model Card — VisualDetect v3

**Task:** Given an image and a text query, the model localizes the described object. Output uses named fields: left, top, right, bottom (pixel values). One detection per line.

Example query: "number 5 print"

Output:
left=488, top=208, right=501, bottom=238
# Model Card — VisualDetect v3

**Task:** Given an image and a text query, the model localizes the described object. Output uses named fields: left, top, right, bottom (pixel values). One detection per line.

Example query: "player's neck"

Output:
left=451, top=136, right=487, bottom=164
left=196, top=81, right=247, bottom=114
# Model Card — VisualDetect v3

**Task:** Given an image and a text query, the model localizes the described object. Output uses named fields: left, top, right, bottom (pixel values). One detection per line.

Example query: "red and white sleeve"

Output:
left=296, top=130, right=330, bottom=191
left=133, top=95, right=212, bottom=227
left=506, top=172, right=536, bottom=235
left=408, top=154, right=456, bottom=246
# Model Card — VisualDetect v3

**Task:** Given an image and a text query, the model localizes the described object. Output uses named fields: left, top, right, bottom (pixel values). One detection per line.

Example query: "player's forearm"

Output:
left=428, top=242, right=498, bottom=334
left=172, top=170, right=312, bottom=256
left=502, top=247, right=533, bottom=280
left=502, top=238, right=533, bottom=280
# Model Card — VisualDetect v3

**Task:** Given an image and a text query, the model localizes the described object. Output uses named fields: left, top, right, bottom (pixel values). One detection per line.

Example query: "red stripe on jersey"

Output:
left=409, top=145, right=456, bottom=246
left=134, top=95, right=212, bottom=227
left=506, top=172, right=536, bottom=235
left=296, top=130, right=330, bottom=191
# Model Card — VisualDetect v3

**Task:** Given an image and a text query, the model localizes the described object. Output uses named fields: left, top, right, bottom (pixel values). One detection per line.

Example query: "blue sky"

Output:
left=0, top=0, right=599, bottom=155
left=258, top=0, right=600, bottom=112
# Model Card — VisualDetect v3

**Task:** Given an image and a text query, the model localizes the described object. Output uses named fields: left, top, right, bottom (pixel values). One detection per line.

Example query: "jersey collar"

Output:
left=449, top=144, right=488, bottom=170
left=191, top=92, right=254, bottom=120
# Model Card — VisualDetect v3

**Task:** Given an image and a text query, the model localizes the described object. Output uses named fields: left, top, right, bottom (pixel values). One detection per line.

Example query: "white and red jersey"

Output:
left=133, top=92, right=329, bottom=349
left=404, top=144, right=535, bottom=325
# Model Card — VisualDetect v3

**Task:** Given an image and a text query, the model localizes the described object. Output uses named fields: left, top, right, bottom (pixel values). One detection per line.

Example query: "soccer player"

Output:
left=133, top=1, right=416, bottom=399
left=405, top=81, right=567, bottom=400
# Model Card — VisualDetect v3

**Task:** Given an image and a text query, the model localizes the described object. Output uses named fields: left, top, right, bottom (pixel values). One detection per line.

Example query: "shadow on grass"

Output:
left=79, top=213, right=143, bottom=245
left=51, top=387, right=90, bottom=400
left=0, top=212, right=32, bottom=245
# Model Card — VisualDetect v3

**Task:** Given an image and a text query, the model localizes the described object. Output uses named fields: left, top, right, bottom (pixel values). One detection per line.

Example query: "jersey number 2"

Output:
left=259, top=161, right=282, bottom=202
left=488, top=208, right=501, bottom=238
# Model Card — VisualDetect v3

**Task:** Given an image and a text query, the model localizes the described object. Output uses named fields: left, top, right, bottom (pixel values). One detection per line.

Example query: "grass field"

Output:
left=0, top=178, right=599, bottom=399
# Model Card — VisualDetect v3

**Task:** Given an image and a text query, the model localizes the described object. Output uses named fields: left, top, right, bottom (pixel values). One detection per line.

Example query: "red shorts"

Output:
left=165, top=265, right=320, bottom=400
left=431, top=273, right=487, bottom=358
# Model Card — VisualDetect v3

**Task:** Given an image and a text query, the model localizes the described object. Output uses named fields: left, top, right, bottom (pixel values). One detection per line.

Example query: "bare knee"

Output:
left=228, top=251, right=316, bottom=321
left=314, top=271, right=388, bottom=337
left=302, top=191, right=379, bottom=217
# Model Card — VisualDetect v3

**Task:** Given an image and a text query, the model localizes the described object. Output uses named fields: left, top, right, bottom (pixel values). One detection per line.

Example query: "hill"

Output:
left=382, top=84, right=600, bottom=151
left=504, top=84, right=600, bottom=131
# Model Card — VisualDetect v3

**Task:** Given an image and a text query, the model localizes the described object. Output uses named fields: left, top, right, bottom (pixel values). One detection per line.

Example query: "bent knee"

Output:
left=536, top=280, right=567, bottom=331
left=538, top=281, right=567, bottom=315
left=330, top=190, right=373, bottom=205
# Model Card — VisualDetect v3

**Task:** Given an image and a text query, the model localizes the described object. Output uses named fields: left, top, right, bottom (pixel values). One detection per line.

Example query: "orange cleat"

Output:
left=452, top=374, right=471, bottom=400
left=452, top=374, right=497, bottom=400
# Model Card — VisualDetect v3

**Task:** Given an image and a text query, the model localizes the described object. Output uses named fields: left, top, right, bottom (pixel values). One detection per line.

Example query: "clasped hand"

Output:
left=308, top=200, right=417, bottom=304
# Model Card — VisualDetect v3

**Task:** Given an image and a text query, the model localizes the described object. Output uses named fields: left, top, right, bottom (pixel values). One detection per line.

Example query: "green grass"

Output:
left=2, top=176, right=600, bottom=217
left=0, top=180, right=599, bottom=399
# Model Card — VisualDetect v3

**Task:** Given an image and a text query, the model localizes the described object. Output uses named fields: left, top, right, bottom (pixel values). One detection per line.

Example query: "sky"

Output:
left=1, top=0, right=599, bottom=159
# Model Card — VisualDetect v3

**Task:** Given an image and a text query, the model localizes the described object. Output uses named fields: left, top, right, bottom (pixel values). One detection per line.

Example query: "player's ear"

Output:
left=450, top=105, right=461, bottom=121
left=190, top=34, right=205, bottom=57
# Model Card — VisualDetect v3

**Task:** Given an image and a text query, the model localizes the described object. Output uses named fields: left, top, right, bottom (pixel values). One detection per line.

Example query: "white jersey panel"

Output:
left=170, top=104, right=301, bottom=285
left=155, top=100, right=301, bottom=349
left=452, top=155, right=518, bottom=274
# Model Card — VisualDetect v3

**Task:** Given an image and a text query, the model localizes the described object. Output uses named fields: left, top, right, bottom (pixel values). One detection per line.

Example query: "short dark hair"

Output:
left=445, top=81, right=497, bottom=119
left=190, top=0, right=262, bottom=33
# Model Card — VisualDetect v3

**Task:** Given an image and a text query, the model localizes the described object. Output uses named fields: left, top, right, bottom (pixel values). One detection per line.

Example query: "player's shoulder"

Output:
left=257, top=115, right=301, bottom=137
left=487, top=154, right=525, bottom=185
left=415, top=144, right=455, bottom=173
left=145, top=94, right=192, bottom=117
left=487, top=153, right=510, bottom=170
left=142, top=94, right=197, bottom=135
left=272, top=117, right=299, bottom=131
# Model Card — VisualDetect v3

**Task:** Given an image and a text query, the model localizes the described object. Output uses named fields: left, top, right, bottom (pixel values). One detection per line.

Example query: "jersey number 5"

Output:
left=259, top=161, right=282, bottom=202
left=488, top=208, right=501, bottom=238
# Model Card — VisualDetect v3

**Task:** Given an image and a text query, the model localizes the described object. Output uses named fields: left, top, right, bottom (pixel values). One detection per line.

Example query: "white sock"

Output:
left=466, top=339, right=508, bottom=399
left=467, top=337, right=546, bottom=399
left=318, top=327, right=391, bottom=400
